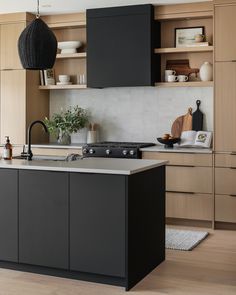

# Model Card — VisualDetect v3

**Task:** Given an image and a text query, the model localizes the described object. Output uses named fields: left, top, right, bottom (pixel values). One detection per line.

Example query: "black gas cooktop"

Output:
left=82, top=141, right=155, bottom=159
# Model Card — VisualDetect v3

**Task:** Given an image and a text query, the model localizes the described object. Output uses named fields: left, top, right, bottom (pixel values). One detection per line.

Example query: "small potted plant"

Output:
left=44, top=106, right=89, bottom=145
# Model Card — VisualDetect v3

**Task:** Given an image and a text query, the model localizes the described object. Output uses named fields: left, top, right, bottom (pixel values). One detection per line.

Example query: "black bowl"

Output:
left=157, top=137, right=180, bottom=148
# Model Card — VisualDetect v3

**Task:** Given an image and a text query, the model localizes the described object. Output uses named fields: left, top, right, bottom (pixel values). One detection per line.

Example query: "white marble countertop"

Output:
left=0, top=158, right=167, bottom=175
left=140, top=145, right=213, bottom=154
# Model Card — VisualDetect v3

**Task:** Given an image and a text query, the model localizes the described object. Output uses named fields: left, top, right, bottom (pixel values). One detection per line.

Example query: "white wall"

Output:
left=50, top=86, right=213, bottom=143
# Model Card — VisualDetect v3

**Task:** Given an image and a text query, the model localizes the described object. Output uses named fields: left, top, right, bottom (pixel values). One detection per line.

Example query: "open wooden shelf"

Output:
left=39, top=84, right=87, bottom=90
left=56, top=52, right=87, bottom=59
left=155, top=46, right=214, bottom=54
left=155, top=81, right=213, bottom=87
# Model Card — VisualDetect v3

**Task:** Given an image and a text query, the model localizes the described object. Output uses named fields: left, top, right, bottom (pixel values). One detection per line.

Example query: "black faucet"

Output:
left=25, top=120, right=48, bottom=161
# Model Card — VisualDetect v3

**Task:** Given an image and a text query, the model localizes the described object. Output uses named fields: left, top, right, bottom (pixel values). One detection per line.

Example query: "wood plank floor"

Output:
left=0, top=226, right=235, bottom=295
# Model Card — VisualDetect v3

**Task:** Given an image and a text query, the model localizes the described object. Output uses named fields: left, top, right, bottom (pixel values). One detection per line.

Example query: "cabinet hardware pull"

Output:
left=230, top=167, right=236, bottom=169
left=170, top=165, right=195, bottom=168
left=232, top=60, right=236, bottom=62
left=230, top=152, right=236, bottom=155
left=167, top=190, right=195, bottom=195
left=230, top=194, right=236, bottom=197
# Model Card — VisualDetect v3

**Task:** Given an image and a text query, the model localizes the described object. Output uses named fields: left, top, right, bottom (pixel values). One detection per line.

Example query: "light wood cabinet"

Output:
left=1, top=70, right=26, bottom=144
left=215, top=195, right=236, bottom=223
left=167, top=166, right=213, bottom=194
left=215, top=167, right=236, bottom=195
left=0, top=22, right=25, bottom=70
left=215, top=153, right=236, bottom=167
left=215, top=62, right=236, bottom=152
left=215, top=4, right=236, bottom=61
left=142, top=151, right=212, bottom=167
left=166, top=192, right=212, bottom=221
left=0, top=70, right=49, bottom=144
left=142, top=151, right=213, bottom=223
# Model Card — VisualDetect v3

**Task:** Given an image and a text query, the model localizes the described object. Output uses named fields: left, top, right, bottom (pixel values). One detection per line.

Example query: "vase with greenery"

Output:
left=44, top=106, right=89, bottom=145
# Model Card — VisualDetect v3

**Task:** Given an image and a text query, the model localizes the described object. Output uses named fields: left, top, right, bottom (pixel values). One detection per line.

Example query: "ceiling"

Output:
left=0, top=0, right=211, bottom=15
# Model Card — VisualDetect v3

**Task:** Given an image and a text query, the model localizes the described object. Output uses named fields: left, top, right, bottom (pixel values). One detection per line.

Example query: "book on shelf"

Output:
left=39, top=70, right=45, bottom=86
left=185, top=42, right=210, bottom=47
left=180, top=130, right=212, bottom=148
left=43, top=69, right=55, bottom=86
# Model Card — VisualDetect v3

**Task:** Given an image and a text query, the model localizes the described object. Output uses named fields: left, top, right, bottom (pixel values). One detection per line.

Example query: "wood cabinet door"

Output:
left=0, top=169, right=18, bottom=262
left=0, top=22, right=25, bottom=70
left=70, top=173, right=126, bottom=277
left=215, top=4, right=236, bottom=61
left=0, top=70, right=26, bottom=144
left=19, top=170, right=69, bottom=269
left=215, top=62, right=236, bottom=152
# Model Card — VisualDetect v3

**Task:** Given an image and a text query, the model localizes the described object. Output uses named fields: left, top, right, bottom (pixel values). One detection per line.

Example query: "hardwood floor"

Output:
left=0, top=226, right=235, bottom=295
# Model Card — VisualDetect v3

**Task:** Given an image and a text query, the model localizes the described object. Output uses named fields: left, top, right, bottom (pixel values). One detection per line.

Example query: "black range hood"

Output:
left=86, top=4, right=160, bottom=88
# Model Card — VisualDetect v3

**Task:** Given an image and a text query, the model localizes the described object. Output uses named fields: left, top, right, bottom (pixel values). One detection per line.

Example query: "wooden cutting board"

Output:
left=171, top=107, right=192, bottom=138
left=192, top=100, right=203, bottom=131
left=182, top=107, right=193, bottom=131
left=171, top=115, right=184, bottom=138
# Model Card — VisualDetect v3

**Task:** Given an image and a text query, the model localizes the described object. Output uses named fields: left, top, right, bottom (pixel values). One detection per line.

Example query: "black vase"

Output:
left=18, top=18, right=57, bottom=70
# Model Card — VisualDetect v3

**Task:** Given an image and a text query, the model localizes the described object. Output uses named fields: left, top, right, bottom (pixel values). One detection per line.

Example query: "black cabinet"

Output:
left=19, top=170, right=69, bottom=269
left=87, top=4, right=160, bottom=88
left=0, top=169, right=18, bottom=262
left=70, top=173, right=126, bottom=277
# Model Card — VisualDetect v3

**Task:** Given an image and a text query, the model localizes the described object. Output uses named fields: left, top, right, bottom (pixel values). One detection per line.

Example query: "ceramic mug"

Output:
left=177, top=75, right=188, bottom=82
left=167, top=75, right=178, bottom=83
left=165, top=69, right=176, bottom=82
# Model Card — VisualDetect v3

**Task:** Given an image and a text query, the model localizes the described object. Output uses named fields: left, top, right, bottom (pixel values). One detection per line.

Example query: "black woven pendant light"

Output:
left=18, top=0, right=57, bottom=70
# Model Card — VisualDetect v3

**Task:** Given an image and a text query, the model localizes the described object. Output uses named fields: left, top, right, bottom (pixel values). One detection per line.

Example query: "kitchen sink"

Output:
left=13, top=154, right=83, bottom=162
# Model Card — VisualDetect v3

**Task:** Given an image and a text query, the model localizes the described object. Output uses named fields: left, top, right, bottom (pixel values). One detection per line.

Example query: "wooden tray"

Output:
left=166, top=59, right=199, bottom=78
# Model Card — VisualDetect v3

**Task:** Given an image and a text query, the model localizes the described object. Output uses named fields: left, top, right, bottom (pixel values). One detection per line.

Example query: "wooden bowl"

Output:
left=157, top=137, right=180, bottom=148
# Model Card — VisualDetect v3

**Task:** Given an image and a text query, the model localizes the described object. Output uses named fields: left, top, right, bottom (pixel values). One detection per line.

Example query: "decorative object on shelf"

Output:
left=175, top=26, right=204, bottom=48
left=77, top=73, right=86, bottom=85
left=199, top=62, right=213, bottom=81
left=167, top=75, right=178, bottom=83
left=185, top=41, right=209, bottom=47
left=165, top=69, right=176, bottom=82
left=194, top=34, right=205, bottom=43
left=57, top=74, right=72, bottom=85
left=58, top=41, right=82, bottom=54
left=43, top=69, right=55, bottom=85
left=179, top=130, right=212, bottom=148
left=44, top=106, right=89, bottom=145
left=166, top=59, right=199, bottom=79
left=177, top=75, right=188, bottom=82
left=157, top=135, right=180, bottom=148
left=18, top=0, right=57, bottom=70
left=192, top=100, right=204, bottom=131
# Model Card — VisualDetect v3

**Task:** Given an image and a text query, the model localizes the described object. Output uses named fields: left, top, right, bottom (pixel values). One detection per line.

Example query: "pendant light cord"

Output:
left=36, top=0, right=40, bottom=18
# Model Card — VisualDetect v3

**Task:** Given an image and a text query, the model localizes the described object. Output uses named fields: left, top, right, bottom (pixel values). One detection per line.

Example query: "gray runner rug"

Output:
left=166, top=228, right=209, bottom=251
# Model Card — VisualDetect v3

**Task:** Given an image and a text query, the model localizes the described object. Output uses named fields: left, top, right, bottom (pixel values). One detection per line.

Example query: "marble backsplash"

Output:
left=50, top=86, right=213, bottom=143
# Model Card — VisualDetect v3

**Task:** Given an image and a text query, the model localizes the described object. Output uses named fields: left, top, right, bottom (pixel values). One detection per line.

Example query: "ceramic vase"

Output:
left=199, top=62, right=213, bottom=81
left=57, top=129, right=71, bottom=145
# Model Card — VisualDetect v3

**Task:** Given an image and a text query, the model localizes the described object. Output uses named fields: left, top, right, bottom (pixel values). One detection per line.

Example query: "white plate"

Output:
left=56, top=82, right=72, bottom=85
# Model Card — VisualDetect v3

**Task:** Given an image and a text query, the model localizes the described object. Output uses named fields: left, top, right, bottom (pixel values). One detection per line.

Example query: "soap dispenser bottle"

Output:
left=3, top=136, right=12, bottom=160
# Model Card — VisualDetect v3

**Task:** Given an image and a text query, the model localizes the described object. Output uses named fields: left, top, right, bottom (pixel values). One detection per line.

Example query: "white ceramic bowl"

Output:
left=58, top=41, right=82, bottom=54
left=58, top=75, right=70, bottom=83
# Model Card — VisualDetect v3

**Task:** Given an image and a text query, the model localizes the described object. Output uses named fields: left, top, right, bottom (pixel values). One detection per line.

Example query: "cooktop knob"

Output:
left=122, top=149, right=128, bottom=156
left=89, top=148, right=94, bottom=154
left=106, top=149, right=111, bottom=155
left=82, top=148, right=88, bottom=154
left=129, top=150, right=135, bottom=155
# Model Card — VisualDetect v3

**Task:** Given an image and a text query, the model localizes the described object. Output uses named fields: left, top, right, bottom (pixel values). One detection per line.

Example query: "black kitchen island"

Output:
left=0, top=158, right=166, bottom=291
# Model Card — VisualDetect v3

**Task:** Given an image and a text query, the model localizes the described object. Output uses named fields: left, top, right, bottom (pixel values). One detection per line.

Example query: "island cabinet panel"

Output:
left=19, top=170, right=69, bottom=269
left=0, top=169, right=18, bottom=262
left=70, top=173, right=126, bottom=277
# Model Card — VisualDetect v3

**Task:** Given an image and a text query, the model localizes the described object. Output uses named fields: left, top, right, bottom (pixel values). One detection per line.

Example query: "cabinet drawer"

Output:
left=32, top=148, right=82, bottom=156
left=215, top=153, right=236, bottom=168
left=166, top=192, right=212, bottom=221
left=167, top=166, right=212, bottom=193
left=215, top=168, right=236, bottom=195
left=142, top=152, right=212, bottom=167
left=215, top=195, right=236, bottom=223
